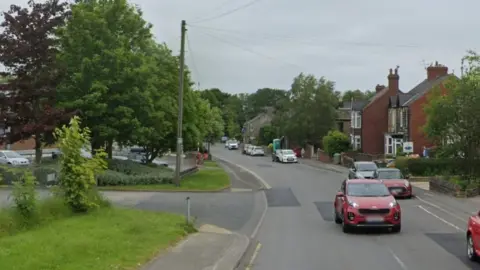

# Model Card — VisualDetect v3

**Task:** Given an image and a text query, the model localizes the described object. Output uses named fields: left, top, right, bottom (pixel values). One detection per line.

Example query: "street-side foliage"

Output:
left=0, top=0, right=71, bottom=164
left=54, top=116, right=107, bottom=212
left=322, top=130, right=351, bottom=156
left=423, top=51, right=480, bottom=181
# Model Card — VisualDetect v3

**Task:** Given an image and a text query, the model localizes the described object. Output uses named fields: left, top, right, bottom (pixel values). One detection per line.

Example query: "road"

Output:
left=212, top=145, right=480, bottom=270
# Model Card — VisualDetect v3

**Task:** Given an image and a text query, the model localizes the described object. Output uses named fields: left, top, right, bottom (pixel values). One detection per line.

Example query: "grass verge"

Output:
left=203, top=160, right=219, bottom=167
left=0, top=207, right=191, bottom=270
left=99, top=163, right=230, bottom=192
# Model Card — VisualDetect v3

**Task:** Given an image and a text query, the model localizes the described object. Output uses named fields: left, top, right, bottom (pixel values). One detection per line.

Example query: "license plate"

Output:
left=288, top=158, right=293, bottom=161
left=391, top=188, right=402, bottom=193
left=366, top=216, right=384, bottom=222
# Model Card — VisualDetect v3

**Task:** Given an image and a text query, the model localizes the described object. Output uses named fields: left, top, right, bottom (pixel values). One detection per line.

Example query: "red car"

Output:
left=334, top=179, right=401, bottom=233
left=375, top=168, right=413, bottom=199
left=467, top=211, right=480, bottom=261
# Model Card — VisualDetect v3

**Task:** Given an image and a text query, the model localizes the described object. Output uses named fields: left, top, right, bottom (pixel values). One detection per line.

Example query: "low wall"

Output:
left=429, top=176, right=479, bottom=198
left=316, top=149, right=331, bottom=163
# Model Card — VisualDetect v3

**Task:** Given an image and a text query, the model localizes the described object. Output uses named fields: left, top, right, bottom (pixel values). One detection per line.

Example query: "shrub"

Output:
left=97, top=170, right=173, bottom=186
left=9, top=169, right=38, bottom=227
left=405, top=158, right=462, bottom=176
left=54, top=116, right=107, bottom=213
left=394, top=157, right=410, bottom=175
left=322, top=130, right=350, bottom=156
left=107, top=159, right=171, bottom=175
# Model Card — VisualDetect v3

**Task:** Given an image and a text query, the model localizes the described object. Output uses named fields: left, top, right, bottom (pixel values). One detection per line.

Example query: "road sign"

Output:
left=403, top=141, right=413, bottom=153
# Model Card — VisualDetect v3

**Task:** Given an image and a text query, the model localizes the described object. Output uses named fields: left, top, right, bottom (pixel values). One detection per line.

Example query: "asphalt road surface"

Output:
left=213, top=145, right=480, bottom=270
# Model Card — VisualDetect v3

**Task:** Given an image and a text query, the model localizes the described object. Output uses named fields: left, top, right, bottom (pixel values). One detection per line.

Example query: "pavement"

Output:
left=213, top=145, right=480, bottom=270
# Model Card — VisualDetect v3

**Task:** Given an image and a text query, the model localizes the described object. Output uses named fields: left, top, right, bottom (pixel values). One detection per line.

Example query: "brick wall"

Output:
left=316, top=149, right=331, bottom=163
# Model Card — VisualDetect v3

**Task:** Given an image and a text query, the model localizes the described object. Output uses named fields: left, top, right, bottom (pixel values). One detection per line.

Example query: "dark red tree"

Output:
left=0, top=0, right=71, bottom=163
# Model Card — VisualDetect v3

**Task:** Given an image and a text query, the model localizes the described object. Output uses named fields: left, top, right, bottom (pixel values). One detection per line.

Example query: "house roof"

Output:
left=341, top=100, right=368, bottom=111
left=362, top=86, right=394, bottom=111
left=401, top=75, right=452, bottom=106
left=389, top=93, right=413, bottom=108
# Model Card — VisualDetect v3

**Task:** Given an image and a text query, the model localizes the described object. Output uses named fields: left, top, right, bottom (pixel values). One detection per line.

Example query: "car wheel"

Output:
left=392, top=224, right=401, bottom=233
left=334, top=210, right=342, bottom=224
left=406, top=195, right=412, bottom=199
left=468, top=234, right=478, bottom=261
left=341, top=212, right=350, bottom=233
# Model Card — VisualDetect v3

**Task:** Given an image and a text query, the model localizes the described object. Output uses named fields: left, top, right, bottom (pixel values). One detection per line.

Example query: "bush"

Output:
left=54, top=116, right=107, bottom=213
left=405, top=158, right=462, bottom=176
left=322, top=130, right=350, bottom=156
left=10, top=169, right=38, bottom=227
left=97, top=170, right=172, bottom=186
left=107, top=159, right=171, bottom=175
left=394, top=157, right=410, bottom=175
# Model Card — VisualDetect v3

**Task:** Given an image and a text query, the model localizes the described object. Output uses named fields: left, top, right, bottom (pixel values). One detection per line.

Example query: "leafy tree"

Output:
left=0, top=0, right=71, bottom=164
left=341, top=89, right=375, bottom=104
left=54, top=116, right=107, bottom=213
left=258, top=125, right=277, bottom=145
left=196, top=97, right=224, bottom=143
left=322, top=130, right=350, bottom=156
left=56, top=0, right=153, bottom=158
left=424, top=51, right=480, bottom=178
left=131, top=42, right=177, bottom=163
left=273, top=73, right=337, bottom=146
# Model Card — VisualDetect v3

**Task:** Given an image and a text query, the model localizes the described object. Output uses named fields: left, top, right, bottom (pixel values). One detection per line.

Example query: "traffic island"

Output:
left=98, top=160, right=231, bottom=192
left=0, top=206, right=194, bottom=270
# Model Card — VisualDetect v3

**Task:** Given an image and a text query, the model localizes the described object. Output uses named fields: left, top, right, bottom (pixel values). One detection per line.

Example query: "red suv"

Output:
left=467, top=211, right=480, bottom=261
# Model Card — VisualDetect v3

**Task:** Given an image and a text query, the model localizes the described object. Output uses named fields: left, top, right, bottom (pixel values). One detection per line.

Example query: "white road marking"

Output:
left=416, top=196, right=468, bottom=223
left=231, top=188, right=253, bottom=192
left=417, top=205, right=465, bottom=232
left=215, top=155, right=272, bottom=189
left=424, top=192, right=433, bottom=197
left=245, top=242, right=262, bottom=270
left=386, top=247, right=408, bottom=270
left=251, top=190, right=268, bottom=239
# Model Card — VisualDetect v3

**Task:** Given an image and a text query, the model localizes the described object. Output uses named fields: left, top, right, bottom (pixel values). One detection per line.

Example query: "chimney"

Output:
left=427, top=61, right=448, bottom=81
left=375, top=84, right=385, bottom=93
left=387, top=66, right=399, bottom=92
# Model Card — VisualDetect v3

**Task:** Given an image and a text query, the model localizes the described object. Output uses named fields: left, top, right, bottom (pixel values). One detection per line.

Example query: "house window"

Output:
left=351, top=111, right=361, bottom=128
left=385, top=136, right=393, bottom=155
left=354, top=135, right=361, bottom=150
left=399, top=109, right=403, bottom=127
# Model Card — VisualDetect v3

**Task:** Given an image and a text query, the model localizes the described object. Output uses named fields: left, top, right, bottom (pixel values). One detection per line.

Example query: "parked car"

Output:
left=348, top=161, right=378, bottom=179
left=246, top=145, right=255, bottom=155
left=273, top=149, right=297, bottom=163
left=251, top=146, right=265, bottom=156
left=467, top=211, right=480, bottom=261
left=242, top=144, right=251, bottom=155
left=0, top=150, right=30, bottom=166
left=375, top=168, right=412, bottom=199
left=334, top=179, right=401, bottom=233
left=52, top=148, right=92, bottom=159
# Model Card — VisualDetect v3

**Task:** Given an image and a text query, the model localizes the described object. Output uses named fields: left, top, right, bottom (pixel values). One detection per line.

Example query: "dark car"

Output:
left=348, top=161, right=378, bottom=179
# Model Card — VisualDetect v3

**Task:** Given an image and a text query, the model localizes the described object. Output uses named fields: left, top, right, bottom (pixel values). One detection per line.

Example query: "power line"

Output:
left=190, top=0, right=238, bottom=22
left=190, top=0, right=262, bottom=24
left=188, top=24, right=424, bottom=49
left=194, top=29, right=304, bottom=70
left=186, top=32, right=201, bottom=87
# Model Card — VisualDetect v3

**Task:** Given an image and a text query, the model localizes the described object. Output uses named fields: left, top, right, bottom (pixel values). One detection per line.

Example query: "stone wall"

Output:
left=429, top=176, right=479, bottom=198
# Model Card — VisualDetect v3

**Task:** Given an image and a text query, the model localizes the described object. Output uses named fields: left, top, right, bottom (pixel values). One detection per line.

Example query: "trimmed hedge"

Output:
left=395, top=157, right=463, bottom=176
left=0, top=166, right=58, bottom=186
left=96, top=170, right=173, bottom=186
left=97, top=159, right=174, bottom=186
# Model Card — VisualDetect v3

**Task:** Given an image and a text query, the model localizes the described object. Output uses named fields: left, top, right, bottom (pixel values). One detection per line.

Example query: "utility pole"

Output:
left=174, top=20, right=187, bottom=187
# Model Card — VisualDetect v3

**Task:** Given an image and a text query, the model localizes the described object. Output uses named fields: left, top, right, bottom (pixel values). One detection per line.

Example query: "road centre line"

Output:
left=416, top=196, right=469, bottom=223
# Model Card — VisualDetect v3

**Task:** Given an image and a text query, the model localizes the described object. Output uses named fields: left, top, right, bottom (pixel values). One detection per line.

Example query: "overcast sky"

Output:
left=2, top=0, right=478, bottom=94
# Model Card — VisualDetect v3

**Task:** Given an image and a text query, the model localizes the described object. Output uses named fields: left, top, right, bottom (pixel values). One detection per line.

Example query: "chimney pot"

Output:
left=427, top=62, right=448, bottom=81
left=387, top=67, right=399, bottom=92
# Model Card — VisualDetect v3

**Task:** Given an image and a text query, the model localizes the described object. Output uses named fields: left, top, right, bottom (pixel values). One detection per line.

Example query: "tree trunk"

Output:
left=34, top=134, right=42, bottom=164
left=91, top=136, right=103, bottom=156
left=106, top=139, right=113, bottom=159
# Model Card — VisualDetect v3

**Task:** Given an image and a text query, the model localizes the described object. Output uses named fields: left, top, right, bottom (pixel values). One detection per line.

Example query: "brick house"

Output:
left=361, top=67, right=401, bottom=154
left=386, top=62, right=453, bottom=155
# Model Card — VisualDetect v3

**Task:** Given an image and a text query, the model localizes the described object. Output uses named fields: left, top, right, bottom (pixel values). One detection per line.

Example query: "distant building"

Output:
left=243, top=107, right=274, bottom=143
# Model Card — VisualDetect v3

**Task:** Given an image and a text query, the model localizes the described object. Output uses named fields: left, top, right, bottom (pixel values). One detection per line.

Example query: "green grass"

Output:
left=98, top=166, right=230, bottom=191
left=203, top=160, right=219, bottom=167
left=0, top=207, right=190, bottom=270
